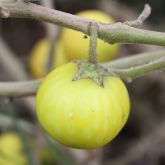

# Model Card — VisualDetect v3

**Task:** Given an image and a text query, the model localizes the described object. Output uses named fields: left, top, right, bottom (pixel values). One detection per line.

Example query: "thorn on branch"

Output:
left=124, top=4, right=151, bottom=26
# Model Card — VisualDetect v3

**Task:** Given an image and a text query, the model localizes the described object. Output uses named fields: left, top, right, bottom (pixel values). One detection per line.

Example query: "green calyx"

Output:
left=72, top=60, right=118, bottom=87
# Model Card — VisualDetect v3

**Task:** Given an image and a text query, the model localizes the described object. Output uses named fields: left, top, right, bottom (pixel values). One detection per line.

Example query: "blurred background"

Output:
left=0, top=0, right=165, bottom=165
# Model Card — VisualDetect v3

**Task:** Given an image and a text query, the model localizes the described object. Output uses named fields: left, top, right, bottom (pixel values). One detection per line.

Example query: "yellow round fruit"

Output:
left=29, top=39, right=68, bottom=78
left=61, top=10, right=120, bottom=62
left=0, top=132, right=27, bottom=165
left=36, top=63, right=130, bottom=149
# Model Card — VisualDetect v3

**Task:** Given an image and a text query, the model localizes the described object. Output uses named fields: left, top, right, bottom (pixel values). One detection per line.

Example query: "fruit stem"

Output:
left=88, top=21, right=99, bottom=64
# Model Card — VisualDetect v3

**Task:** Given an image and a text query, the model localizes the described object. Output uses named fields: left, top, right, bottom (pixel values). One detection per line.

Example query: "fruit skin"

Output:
left=29, top=39, right=68, bottom=78
left=36, top=63, right=130, bottom=149
left=0, top=132, right=27, bottom=165
left=61, top=10, right=120, bottom=62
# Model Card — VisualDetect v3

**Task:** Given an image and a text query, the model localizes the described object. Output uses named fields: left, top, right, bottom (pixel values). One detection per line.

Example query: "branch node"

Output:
left=124, top=4, right=151, bottom=26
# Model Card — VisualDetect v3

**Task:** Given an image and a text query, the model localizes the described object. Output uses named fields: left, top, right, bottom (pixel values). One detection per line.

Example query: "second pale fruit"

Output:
left=61, top=10, right=119, bottom=62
